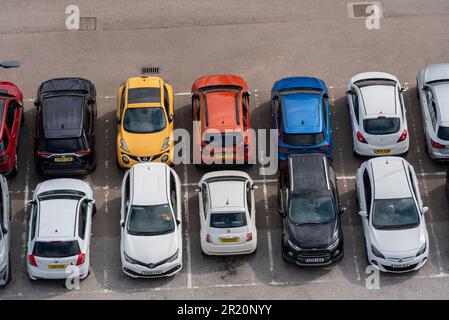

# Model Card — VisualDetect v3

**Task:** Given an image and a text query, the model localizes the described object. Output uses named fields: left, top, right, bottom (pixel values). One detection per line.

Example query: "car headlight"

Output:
left=161, top=137, right=170, bottom=151
left=327, top=237, right=340, bottom=251
left=124, top=252, right=139, bottom=264
left=416, top=243, right=427, bottom=257
left=371, top=244, right=385, bottom=259
left=166, top=249, right=179, bottom=263
left=287, top=239, right=301, bottom=252
left=120, top=138, right=129, bottom=152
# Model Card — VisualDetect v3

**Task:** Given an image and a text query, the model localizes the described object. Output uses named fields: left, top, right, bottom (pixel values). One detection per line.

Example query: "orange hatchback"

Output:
left=191, top=75, right=254, bottom=165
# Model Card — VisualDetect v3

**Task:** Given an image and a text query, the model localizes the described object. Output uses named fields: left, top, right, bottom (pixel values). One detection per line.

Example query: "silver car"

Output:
left=417, top=63, right=449, bottom=159
left=0, top=175, right=11, bottom=287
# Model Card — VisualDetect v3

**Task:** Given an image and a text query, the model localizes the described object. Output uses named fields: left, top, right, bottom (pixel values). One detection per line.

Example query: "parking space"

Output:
left=2, top=0, right=449, bottom=299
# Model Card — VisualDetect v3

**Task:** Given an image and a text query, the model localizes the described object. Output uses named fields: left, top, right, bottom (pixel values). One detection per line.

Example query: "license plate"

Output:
left=142, top=270, right=163, bottom=276
left=374, top=149, right=391, bottom=155
left=219, top=237, right=240, bottom=243
left=48, top=264, right=67, bottom=270
left=391, top=264, right=410, bottom=268
left=54, top=157, right=73, bottom=163
left=305, top=258, right=325, bottom=263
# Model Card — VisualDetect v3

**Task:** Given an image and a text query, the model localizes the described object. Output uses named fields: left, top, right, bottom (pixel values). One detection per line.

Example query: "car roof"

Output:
left=208, top=179, right=246, bottom=211
left=432, top=83, right=449, bottom=123
left=282, top=92, right=323, bottom=134
left=37, top=198, right=79, bottom=239
left=370, top=157, right=412, bottom=199
left=204, top=90, right=240, bottom=129
left=359, top=84, right=398, bottom=117
left=288, top=154, right=330, bottom=194
left=42, top=95, right=84, bottom=139
left=131, top=163, right=169, bottom=206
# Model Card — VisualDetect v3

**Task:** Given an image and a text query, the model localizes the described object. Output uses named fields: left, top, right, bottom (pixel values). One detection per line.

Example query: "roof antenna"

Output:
left=226, top=199, right=229, bottom=205
left=301, top=120, right=304, bottom=125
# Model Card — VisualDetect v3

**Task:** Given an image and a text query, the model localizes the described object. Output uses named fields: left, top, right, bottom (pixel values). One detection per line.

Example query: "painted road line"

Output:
left=182, top=164, right=193, bottom=289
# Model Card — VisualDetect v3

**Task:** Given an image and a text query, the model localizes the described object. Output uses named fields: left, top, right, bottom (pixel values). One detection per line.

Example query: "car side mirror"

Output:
left=115, top=113, right=121, bottom=124
left=339, top=207, right=347, bottom=215
left=1, top=225, right=8, bottom=234
left=194, top=187, right=201, bottom=192
left=252, top=185, right=259, bottom=190
left=246, top=91, right=251, bottom=96
left=358, top=210, right=367, bottom=217
left=26, top=200, right=35, bottom=207
left=276, top=209, right=285, bottom=217
left=400, top=87, right=408, bottom=92
left=120, top=221, right=125, bottom=228
left=34, top=99, right=40, bottom=107
left=176, top=219, right=181, bottom=226
left=345, top=90, right=353, bottom=95
left=422, top=206, right=429, bottom=214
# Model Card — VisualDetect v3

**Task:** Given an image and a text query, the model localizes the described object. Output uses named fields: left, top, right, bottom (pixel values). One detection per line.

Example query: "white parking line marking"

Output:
left=182, top=164, right=193, bottom=289
left=21, top=159, right=31, bottom=260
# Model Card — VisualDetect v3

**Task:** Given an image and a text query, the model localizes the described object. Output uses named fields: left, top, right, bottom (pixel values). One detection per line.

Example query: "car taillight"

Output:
left=37, top=150, right=52, bottom=157
left=75, top=149, right=92, bottom=155
left=317, top=144, right=330, bottom=151
left=397, top=129, right=407, bottom=142
left=246, top=232, right=253, bottom=241
left=206, top=234, right=212, bottom=243
left=28, top=255, right=38, bottom=267
left=431, top=139, right=445, bottom=149
left=356, top=131, right=368, bottom=144
left=76, top=253, right=86, bottom=266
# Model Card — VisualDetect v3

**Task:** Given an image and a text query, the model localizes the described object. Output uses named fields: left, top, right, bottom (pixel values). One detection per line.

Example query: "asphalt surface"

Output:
left=1, top=0, right=449, bottom=299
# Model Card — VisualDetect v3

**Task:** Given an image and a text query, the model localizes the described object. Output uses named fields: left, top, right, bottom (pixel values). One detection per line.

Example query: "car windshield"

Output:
left=43, top=136, right=86, bottom=153
left=363, top=117, right=400, bottom=135
left=123, top=107, right=166, bottom=134
left=283, top=132, right=325, bottom=147
left=127, top=204, right=175, bottom=236
left=372, top=198, right=420, bottom=230
left=210, top=212, right=247, bottom=228
left=288, top=195, right=336, bottom=225
left=437, top=126, right=449, bottom=141
left=33, top=240, right=81, bottom=258
left=204, top=132, right=244, bottom=146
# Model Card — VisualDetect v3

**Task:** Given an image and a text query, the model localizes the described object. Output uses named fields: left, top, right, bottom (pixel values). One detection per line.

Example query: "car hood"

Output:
left=120, top=127, right=171, bottom=157
left=288, top=219, right=338, bottom=249
left=370, top=225, right=424, bottom=253
left=124, top=231, right=178, bottom=264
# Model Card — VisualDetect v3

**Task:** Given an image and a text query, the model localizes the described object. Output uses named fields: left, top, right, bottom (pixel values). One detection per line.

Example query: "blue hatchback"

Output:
left=271, top=77, right=333, bottom=161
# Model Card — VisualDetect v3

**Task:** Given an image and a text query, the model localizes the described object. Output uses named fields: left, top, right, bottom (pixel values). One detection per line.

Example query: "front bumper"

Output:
left=117, top=149, right=173, bottom=168
left=121, top=254, right=182, bottom=278
left=282, top=241, right=344, bottom=267
left=367, top=251, right=428, bottom=273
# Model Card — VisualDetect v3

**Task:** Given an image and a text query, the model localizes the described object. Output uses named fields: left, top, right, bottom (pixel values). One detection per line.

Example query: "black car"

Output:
left=34, top=78, right=97, bottom=175
left=277, top=153, right=345, bottom=266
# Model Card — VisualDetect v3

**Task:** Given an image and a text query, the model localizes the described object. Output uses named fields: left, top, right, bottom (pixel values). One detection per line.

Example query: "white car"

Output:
left=196, top=171, right=258, bottom=255
left=27, top=179, right=95, bottom=280
left=346, top=72, right=409, bottom=156
left=417, top=63, right=449, bottom=159
left=356, top=157, right=429, bottom=273
left=0, top=175, right=11, bottom=287
left=120, top=163, right=182, bottom=278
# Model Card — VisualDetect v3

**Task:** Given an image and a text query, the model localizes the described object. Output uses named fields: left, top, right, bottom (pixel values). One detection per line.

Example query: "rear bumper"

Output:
left=354, top=139, right=409, bottom=157
left=27, top=263, right=89, bottom=280
left=201, top=239, right=257, bottom=256
left=35, top=155, right=95, bottom=175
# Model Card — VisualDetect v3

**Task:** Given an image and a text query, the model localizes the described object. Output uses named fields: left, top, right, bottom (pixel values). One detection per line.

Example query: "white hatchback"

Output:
left=196, top=171, right=258, bottom=255
left=120, top=163, right=182, bottom=278
left=27, top=179, right=95, bottom=281
left=356, top=157, right=429, bottom=273
left=346, top=72, right=409, bottom=156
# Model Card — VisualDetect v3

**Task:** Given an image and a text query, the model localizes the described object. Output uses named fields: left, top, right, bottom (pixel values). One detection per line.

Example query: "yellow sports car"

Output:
left=116, top=76, right=174, bottom=168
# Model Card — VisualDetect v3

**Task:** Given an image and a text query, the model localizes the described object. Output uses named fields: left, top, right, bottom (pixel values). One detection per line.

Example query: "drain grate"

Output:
left=79, top=17, right=97, bottom=31
left=347, top=2, right=383, bottom=19
left=141, top=66, right=160, bottom=75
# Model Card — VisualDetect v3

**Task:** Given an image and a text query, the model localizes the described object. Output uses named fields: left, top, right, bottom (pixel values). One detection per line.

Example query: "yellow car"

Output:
left=116, top=76, right=174, bottom=168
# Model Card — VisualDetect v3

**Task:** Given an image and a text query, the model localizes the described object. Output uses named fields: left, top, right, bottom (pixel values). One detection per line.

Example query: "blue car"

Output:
left=271, top=77, right=333, bottom=161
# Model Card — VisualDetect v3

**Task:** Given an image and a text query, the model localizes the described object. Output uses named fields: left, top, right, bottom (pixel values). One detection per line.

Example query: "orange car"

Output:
left=191, top=75, right=254, bottom=164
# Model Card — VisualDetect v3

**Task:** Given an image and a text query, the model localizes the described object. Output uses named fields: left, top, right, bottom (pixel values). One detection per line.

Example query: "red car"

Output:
left=0, top=82, right=23, bottom=175
left=191, top=75, right=254, bottom=164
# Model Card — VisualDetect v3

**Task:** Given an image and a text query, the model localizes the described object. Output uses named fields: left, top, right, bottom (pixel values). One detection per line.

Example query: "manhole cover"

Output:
left=347, top=2, right=383, bottom=19
left=141, top=66, right=160, bottom=75
left=79, top=17, right=97, bottom=31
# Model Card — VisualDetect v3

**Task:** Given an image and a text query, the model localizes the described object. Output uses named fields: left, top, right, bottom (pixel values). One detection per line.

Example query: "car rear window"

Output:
left=437, top=126, right=449, bottom=141
left=33, top=240, right=80, bottom=258
left=204, top=132, right=244, bottom=146
left=210, top=212, right=247, bottom=228
left=283, top=132, right=325, bottom=147
left=43, top=136, right=86, bottom=153
left=127, top=88, right=161, bottom=104
left=363, top=117, right=400, bottom=135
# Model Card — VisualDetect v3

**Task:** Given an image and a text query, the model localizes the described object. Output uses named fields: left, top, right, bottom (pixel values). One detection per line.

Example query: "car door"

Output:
left=360, top=169, right=372, bottom=242
left=347, top=86, right=360, bottom=140
left=78, top=199, right=92, bottom=258
left=0, top=177, right=10, bottom=256
left=120, top=170, right=131, bottom=244
left=245, top=180, right=255, bottom=232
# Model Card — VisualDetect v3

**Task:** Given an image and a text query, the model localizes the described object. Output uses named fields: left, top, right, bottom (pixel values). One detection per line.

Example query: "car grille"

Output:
left=386, top=256, right=415, bottom=263
left=128, top=152, right=163, bottom=162
left=382, top=263, right=418, bottom=272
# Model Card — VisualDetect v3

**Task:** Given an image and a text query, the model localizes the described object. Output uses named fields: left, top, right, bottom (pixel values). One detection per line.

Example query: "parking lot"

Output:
left=2, top=0, right=449, bottom=299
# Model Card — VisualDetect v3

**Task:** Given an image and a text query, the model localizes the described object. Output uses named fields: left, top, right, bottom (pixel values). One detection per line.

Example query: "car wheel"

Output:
left=90, top=150, right=97, bottom=171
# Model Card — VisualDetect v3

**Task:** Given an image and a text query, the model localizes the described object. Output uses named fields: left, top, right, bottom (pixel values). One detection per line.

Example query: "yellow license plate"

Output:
left=374, top=149, right=391, bottom=154
left=219, top=237, right=240, bottom=243
left=54, top=157, right=73, bottom=163
left=48, top=264, right=67, bottom=270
